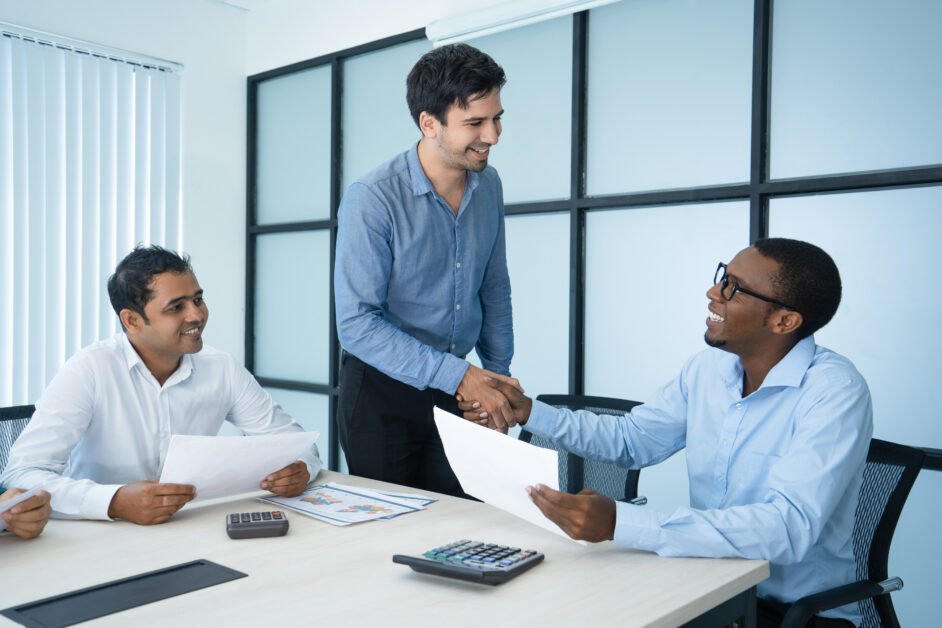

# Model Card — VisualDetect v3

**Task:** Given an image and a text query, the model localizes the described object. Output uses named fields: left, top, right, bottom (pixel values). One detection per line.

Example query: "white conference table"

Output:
left=1, top=471, right=768, bottom=627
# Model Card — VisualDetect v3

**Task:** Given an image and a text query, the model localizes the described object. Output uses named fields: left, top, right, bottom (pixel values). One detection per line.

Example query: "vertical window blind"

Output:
left=0, top=26, right=182, bottom=406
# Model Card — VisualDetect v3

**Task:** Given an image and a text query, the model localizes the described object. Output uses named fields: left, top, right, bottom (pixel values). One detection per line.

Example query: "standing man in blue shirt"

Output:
left=461, top=238, right=870, bottom=627
left=335, top=44, right=518, bottom=497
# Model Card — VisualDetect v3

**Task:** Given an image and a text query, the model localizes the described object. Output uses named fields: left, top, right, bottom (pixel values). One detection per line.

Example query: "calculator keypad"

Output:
left=423, top=540, right=539, bottom=571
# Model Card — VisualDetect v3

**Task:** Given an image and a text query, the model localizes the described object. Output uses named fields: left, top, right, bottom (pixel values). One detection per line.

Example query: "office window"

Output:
left=584, top=202, right=749, bottom=510
left=0, top=30, right=181, bottom=406
left=504, top=213, right=570, bottom=394
left=253, top=231, right=331, bottom=384
left=256, top=66, right=332, bottom=224
left=586, top=0, right=753, bottom=194
left=342, top=39, right=430, bottom=189
left=468, top=16, right=572, bottom=203
left=770, top=0, right=942, bottom=178
left=264, top=388, right=330, bottom=437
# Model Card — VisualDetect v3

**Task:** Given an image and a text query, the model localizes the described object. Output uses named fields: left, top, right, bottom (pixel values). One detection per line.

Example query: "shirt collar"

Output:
left=406, top=142, right=481, bottom=202
left=716, top=334, right=816, bottom=392
left=119, top=332, right=194, bottom=385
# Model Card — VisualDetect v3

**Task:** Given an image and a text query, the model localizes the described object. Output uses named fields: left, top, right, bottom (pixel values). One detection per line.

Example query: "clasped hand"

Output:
left=456, top=367, right=532, bottom=432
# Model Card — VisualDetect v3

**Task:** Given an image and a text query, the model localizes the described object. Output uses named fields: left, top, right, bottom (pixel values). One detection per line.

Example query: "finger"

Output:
left=456, top=398, right=480, bottom=412
left=490, top=373, right=524, bottom=392
left=265, top=471, right=304, bottom=488
left=577, top=488, right=600, bottom=497
left=154, top=483, right=197, bottom=496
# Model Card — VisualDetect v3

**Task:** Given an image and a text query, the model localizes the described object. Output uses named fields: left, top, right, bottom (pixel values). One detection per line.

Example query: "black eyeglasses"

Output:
left=713, top=262, right=799, bottom=312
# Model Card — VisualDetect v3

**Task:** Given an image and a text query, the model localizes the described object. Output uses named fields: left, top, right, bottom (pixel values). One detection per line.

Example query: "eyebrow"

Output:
left=163, top=289, right=203, bottom=310
left=462, top=109, right=504, bottom=123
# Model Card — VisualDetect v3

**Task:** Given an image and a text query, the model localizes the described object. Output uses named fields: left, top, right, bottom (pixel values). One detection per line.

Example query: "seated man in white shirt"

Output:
left=460, top=238, right=870, bottom=627
left=1, top=245, right=322, bottom=525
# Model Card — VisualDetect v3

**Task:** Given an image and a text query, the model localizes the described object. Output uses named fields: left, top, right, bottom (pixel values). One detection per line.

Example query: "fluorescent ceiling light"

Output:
left=427, top=0, right=622, bottom=47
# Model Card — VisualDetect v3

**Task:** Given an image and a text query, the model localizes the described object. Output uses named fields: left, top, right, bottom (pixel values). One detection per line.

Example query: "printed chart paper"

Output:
left=262, top=483, right=433, bottom=526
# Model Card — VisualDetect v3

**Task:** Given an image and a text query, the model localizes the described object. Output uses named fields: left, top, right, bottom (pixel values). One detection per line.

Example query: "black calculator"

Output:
left=393, top=539, right=544, bottom=585
left=226, top=511, right=289, bottom=539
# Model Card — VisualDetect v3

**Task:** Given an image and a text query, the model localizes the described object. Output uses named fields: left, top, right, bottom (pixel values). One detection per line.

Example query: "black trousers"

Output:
left=337, top=353, right=468, bottom=498
left=756, top=598, right=855, bottom=628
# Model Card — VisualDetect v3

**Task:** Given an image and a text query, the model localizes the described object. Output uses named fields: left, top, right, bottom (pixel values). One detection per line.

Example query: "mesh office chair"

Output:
left=1, top=404, right=35, bottom=474
left=782, top=439, right=926, bottom=628
left=520, top=394, right=643, bottom=503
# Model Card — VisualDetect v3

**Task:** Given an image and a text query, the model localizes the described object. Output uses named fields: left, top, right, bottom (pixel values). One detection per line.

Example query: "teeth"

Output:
left=471, top=147, right=488, bottom=153
left=183, top=328, right=200, bottom=336
left=709, top=312, right=725, bottom=323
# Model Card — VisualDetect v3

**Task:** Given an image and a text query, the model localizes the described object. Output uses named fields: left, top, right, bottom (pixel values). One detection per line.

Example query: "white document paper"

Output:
left=0, top=486, right=41, bottom=532
left=434, top=407, right=580, bottom=543
left=159, top=432, right=319, bottom=502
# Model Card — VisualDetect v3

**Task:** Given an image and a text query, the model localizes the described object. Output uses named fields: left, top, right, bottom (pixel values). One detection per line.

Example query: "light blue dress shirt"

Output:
left=335, top=144, right=513, bottom=394
left=526, top=336, right=872, bottom=624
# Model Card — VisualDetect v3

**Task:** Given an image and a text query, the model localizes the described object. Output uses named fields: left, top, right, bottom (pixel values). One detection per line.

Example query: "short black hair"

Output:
left=406, top=43, right=506, bottom=128
left=752, top=238, right=842, bottom=339
left=108, top=244, right=192, bottom=327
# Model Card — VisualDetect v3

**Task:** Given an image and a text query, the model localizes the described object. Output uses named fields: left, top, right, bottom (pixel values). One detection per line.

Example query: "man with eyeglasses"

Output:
left=459, top=238, right=871, bottom=627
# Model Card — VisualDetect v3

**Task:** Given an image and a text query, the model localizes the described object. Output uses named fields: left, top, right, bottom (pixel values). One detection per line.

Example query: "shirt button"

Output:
left=456, top=262, right=462, bottom=268
left=456, top=304, right=461, bottom=311
left=735, top=402, right=742, bottom=409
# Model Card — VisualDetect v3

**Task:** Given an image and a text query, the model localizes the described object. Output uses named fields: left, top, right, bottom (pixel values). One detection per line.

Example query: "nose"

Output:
left=706, top=281, right=723, bottom=302
left=481, top=120, right=500, bottom=146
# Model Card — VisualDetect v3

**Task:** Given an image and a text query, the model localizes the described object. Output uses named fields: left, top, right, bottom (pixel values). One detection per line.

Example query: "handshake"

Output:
left=455, top=365, right=533, bottom=433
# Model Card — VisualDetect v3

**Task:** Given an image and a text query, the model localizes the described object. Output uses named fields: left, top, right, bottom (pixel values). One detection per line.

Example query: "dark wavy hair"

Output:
left=108, top=244, right=192, bottom=327
left=753, top=238, right=842, bottom=340
left=406, top=43, right=506, bottom=127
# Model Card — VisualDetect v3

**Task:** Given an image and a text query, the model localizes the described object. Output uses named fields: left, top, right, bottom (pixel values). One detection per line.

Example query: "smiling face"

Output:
left=122, top=270, right=208, bottom=372
left=423, top=88, right=503, bottom=174
left=704, top=247, right=783, bottom=355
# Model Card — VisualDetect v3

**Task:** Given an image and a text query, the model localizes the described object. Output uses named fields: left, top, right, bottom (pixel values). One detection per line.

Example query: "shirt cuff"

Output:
left=613, top=500, right=662, bottom=551
left=522, top=400, right=559, bottom=436
left=80, top=484, right=124, bottom=521
left=430, top=354, right=471, bottom=395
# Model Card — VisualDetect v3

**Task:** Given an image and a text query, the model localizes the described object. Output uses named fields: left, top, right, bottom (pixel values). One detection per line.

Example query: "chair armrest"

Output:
left=628, top=495, right=647, bottom=506
left=781, top=578, right=902, bottom=628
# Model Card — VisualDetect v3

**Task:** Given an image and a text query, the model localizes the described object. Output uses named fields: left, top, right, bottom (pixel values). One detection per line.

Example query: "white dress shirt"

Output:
left=1, top=334, right=322, bottom=520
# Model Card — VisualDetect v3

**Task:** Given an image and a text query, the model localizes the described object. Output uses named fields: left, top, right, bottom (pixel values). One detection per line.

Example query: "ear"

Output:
left=770, top=310, right=803, bottom=336
left=120, top=309, right=144, bottom=334
left=418, top=111, right=440, bottom=139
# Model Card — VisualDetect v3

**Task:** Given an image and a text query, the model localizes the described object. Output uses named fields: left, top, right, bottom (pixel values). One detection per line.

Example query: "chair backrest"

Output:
left=854, top=438, right=925, bottom=628
left=521, top=395, right=641, bottom=501
left=0, top=404, right=35, bottom=475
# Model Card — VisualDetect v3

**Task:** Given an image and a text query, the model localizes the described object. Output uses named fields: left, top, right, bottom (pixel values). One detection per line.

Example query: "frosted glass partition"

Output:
left=504, top=213, right=570, bottom=395
left=769, top=187, right=942, bottom=627
left=585, top=201, right=750, bottom=510
left=254, top=231, right=331, bottom=383
left=342, top=39, right=430, bottom=189
left=586, top=0, right=752, bottom=195
left=264, top=388, right=330, bottom=438
left=771, top=0, right=942, bottom=178
left=256, top=66, right=332, bottom=224
left=469, top=17, right=572, bottom=203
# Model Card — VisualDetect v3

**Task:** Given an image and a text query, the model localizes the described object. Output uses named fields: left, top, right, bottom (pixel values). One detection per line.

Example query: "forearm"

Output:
left=339, top=312, right=470, bottom=393
left=524, top=400, right=684, bottom=468
left=1, top=465, right=120, bottom=520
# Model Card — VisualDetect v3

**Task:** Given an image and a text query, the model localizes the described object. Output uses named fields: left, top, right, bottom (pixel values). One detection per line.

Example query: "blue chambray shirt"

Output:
left=526, top=335, right=873, bottom=625
left=335, top=144, right=513, bottom=394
